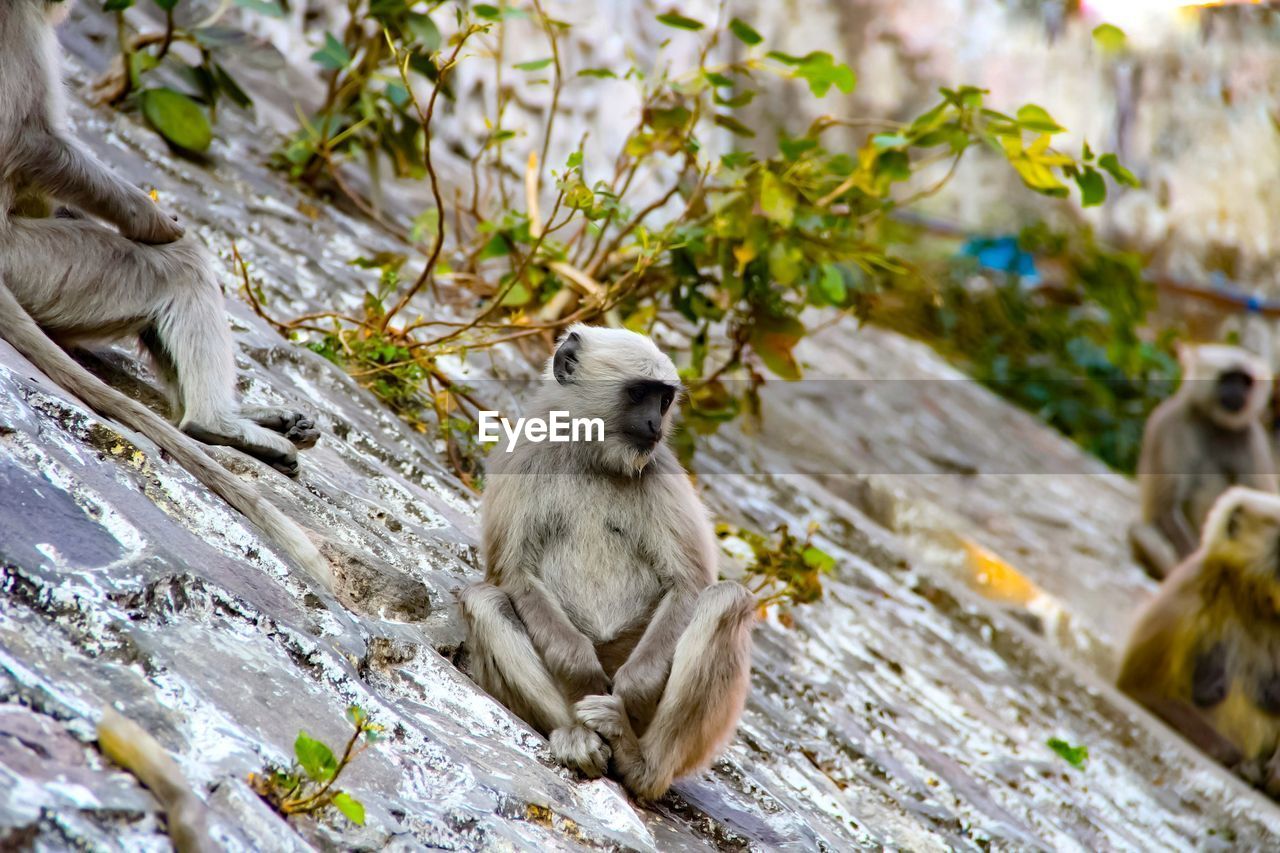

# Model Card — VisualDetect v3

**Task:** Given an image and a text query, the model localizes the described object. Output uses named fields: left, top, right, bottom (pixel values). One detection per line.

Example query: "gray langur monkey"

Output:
left=460, top=325, right=756, bottom=800
left=0, top=0, right=333, bottom=590
left=1129, top=344, right=1277, bottom=581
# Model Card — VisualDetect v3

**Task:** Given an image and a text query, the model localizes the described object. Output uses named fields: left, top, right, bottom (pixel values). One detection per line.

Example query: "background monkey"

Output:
left=1128, top=344, right=1276, bottom=580
left=1118, top=486, right=1280, bottom=795
left=460, top=324, right=756, bottom=799
left=0, top=1, right=333, bottom=589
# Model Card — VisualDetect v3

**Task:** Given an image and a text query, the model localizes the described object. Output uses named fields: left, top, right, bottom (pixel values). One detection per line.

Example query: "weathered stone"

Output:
left=1, top=7, right=1278, bottom=851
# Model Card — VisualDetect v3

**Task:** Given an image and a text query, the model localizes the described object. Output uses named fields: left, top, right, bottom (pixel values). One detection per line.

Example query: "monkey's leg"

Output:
left=459, top=582, right=611, bottom=778
left=576, top=581, right=755, bottom=799
left=1, top=218, right=303, bottom=475
left=1128, top=521, right=1180, bottom=580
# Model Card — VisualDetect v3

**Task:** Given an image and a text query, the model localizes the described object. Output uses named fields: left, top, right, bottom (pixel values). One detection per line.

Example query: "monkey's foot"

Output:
left=245, top=409, right=321, bottom=449
left=183, top=421, right=300, bottom=478
left=549, top=725, right=610, bottom=779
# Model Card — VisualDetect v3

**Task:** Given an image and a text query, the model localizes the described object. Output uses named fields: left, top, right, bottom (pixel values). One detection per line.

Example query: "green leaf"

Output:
left=1098, top=153, right=1140, bottom=187
left=759, top=172, right=795, bottom=227
left=656, top=11, right=705, bottom=30
left=139, top=88, right=213, bottom=152
left=1092, top=23, right=1126, bottom=53
left=345, top=705, right=367, bottom=727
left=233, top=0, right=283, bottom=16
left=577, top=68, right=617, bottom=79
left=407, top=13, right=441, bottom=52
left=332, top=792, right=366, bottom=825
left=728, top=17, right=762, bottom=45
left=817, top=264, right=846, bottom=304
left=103, top=0, right=135, bottom=11
left=713, top=114, right=755, bottom=138
left=749, top=314, right=805, bottom=381
left=473, top=3, right=501, bottom=19
left=1047, top=737, right=1088, bottom=769
left=1016, top=104, right=1064, bottom=134
left=871, top=133, right=908, bottom=149
left=514, top=57, right=554, bottom=72
left=311, top=32, right=351, bottom=71
left=793, top=52, right=855, bottom=98
left=294, top=732, right=338, bottom=783
left=802, top=546, right=836, bottom=573
left=154, top=0, right=180, bottom=11
left=1075, top=167, right=1106, bottom=207
left=212, top=63, right=253, bottom=110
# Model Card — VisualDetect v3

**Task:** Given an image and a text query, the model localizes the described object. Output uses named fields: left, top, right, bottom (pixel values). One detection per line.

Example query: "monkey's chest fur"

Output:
left=532, top=477, right=675, bottom=646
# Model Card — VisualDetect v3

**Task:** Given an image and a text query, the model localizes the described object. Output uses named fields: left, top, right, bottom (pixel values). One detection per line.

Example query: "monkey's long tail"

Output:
left=0, top=281, right=334, bottom=591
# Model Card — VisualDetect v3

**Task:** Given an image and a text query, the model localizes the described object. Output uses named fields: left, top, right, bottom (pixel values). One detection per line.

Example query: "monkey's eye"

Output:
left=660, top=390, right=675, bottom=413
left=628, top=386, right=647, bottom=404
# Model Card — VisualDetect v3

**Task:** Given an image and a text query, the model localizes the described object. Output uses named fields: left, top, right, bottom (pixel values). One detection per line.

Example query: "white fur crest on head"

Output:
left=1201, top=486, right=1280, bottom=549
left=544, top=323, right=681, bottom=385
left=1179, top=343, right=1272, bottom=384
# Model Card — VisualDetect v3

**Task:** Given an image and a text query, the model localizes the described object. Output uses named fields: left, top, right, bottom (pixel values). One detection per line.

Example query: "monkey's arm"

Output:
left=17, top=131, right=183, bottom=244
left=612, top=579, right=701, bottom=725
left=506, top=577, right=610, bottom=699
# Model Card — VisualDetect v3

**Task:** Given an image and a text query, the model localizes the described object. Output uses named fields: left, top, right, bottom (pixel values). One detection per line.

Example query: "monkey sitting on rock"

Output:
left=460, top=325, right=756, bottom=800
left=1129, top=344, right=1276, bottom=580
left=1119, top=486, right=1280, bottom=796
left=0, top=0, right=334, bottom=589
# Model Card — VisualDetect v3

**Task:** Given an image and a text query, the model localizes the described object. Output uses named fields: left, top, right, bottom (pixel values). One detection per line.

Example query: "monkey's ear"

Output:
left=553, top=332, right=582, bottom=385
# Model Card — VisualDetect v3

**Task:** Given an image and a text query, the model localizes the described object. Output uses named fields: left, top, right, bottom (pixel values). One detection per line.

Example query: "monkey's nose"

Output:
left=647, top=419, right=659, bottom=437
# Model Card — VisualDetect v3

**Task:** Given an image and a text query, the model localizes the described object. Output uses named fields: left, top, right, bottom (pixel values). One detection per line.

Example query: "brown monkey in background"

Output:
left=460, top=325, right=756, bottom=800
left=1119, top=486, right=1280, bottom=794
left=1128, top=344, right=1276, bottom=580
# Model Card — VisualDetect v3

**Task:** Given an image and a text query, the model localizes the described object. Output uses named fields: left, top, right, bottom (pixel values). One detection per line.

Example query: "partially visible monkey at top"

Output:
left=461, top=325, right=756, bottom=800
left=1119, top=486, right=1280, bottom=796
left=0, top=0, right=318, bottom=476
left=0, top=0, right=336, bottom=590
left=1128, top=344, right=1276, bottom=580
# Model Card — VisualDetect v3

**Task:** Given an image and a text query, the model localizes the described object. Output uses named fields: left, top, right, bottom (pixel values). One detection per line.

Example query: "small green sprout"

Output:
left=250, top=705, right=383, bottom=825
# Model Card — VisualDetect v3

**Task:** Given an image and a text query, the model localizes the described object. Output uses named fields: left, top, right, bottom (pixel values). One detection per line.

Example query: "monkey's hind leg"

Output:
left=140, top=240, right=304, bottom=476
left=459, top=582, right=611, bottom=778
left=576, top=581, right=755, bottom=799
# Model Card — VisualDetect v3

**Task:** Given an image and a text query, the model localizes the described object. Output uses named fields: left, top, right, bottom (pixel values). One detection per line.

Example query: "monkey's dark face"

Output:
left=618, top=380, right=677, bottom=452
left=1216, top=369, right=1254, bottom=416
left=546, top=325, right=683, bottom=473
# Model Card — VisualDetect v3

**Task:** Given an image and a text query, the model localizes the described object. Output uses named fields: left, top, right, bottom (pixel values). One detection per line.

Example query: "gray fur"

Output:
left=0, top=1, right=332, bottom=590
left=461, top=324, right=755, bottom=798
left=1130, top=344, right=1277, bottom=580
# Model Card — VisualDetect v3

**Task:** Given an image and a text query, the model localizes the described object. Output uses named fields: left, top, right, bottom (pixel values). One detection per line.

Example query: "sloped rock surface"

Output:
left=2, top=9, right=1279, bottom=851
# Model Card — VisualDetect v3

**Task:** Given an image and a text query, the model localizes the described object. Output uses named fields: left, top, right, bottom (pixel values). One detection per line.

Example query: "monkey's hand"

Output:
left=118, top=191, right=185, bottom=244
left=612, top=656, right=670, bottom=730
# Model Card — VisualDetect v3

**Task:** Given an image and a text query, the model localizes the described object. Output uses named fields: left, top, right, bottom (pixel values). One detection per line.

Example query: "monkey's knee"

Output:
left=693, top=581, right=757, bottom=641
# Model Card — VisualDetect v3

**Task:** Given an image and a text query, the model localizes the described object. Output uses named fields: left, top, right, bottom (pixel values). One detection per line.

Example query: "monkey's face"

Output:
left=617, top=380, right=678, bottom=453
left=547, top=325, right=682, bottom=473
left=1181, top=345, right=1272, bottom=430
